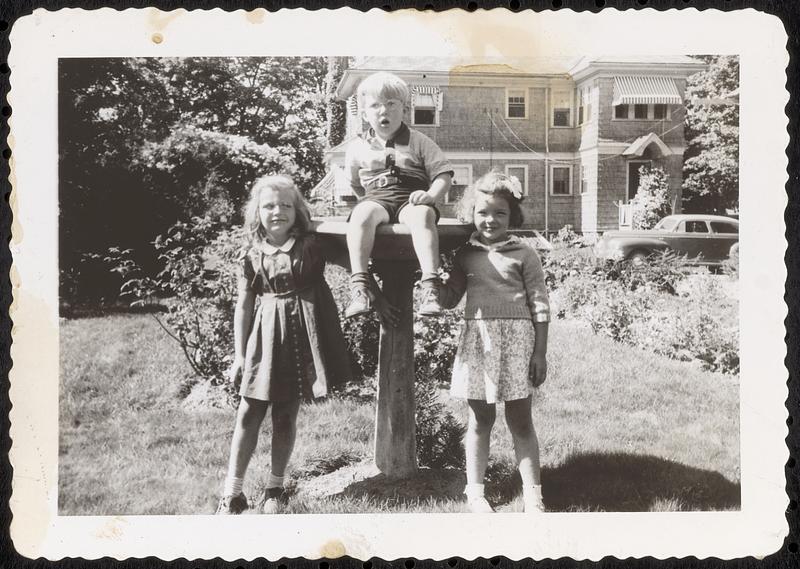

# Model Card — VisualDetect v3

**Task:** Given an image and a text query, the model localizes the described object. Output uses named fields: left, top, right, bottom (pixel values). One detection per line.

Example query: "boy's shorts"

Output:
left=350, top=190, right=441, bottom=224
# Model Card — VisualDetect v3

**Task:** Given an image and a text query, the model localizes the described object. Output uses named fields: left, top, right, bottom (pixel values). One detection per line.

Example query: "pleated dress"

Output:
left=238, top=235, right=352, bottom=402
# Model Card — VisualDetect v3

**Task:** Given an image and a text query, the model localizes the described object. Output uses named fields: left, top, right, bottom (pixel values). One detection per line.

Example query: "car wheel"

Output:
left=628, top=250, right=649, bottom=267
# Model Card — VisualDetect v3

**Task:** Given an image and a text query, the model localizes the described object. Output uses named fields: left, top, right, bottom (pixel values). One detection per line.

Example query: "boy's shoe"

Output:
left=466, top=496, right=495, bottom=513
left=216, top=493, right=248, bottom=515
left=417, top=280, right=443, bottom=317
left=261, top=486, right=286, bottom=514
left=345, top=284, right=373, bottom=319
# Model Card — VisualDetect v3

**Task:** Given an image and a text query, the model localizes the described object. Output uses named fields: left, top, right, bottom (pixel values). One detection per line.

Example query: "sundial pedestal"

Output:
left=310, top=218, right=472, bottom=479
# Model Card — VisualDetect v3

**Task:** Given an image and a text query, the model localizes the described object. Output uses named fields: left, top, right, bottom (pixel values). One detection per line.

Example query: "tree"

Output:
left=632, top=165, right=672, bottom=230
left=59, top=57, right=330, bottom=303
left=323, top=56, right=350, bottom=148
left=682, top=56, right=739, bottom=214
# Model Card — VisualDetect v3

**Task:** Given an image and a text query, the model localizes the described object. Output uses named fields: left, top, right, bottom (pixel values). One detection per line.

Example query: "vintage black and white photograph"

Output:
left=57, top=53, right=741, bottom=516
left=8, top=7, right=788, bottom=561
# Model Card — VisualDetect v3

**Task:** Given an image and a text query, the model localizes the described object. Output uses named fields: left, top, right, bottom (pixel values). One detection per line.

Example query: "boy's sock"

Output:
left=266, top=472, right=285, bottom=490
left=223, top=476, right=244, bottom=497
left=420, top=272, right=441, bottom=286
left=349, top=271, right=372, bottom=290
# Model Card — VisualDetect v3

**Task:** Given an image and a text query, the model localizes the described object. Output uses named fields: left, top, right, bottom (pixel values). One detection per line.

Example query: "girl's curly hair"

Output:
left=455, top=169, right=525, bottom=228
left=243, top=174, right=311, bottom=246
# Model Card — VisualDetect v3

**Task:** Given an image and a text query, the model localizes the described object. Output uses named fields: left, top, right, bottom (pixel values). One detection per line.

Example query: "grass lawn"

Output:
left=59, top=313, right=739, bottom=515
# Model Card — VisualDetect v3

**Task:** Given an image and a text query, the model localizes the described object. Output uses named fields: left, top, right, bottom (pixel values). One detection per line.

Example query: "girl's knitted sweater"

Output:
left=441, top=234, right=550, bottom=322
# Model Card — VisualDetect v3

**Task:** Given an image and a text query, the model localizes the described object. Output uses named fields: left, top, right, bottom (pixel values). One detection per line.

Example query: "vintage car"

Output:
left=594, top=214, right=739, bottom=266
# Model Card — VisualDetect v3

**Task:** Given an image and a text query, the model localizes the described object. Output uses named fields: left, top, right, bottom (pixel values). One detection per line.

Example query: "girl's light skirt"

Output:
left=450, top=318, right=536, bottom=404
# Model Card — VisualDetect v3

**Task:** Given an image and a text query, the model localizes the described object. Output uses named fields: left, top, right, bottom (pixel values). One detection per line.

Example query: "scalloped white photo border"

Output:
left=7, top=6, right=789, bottom=561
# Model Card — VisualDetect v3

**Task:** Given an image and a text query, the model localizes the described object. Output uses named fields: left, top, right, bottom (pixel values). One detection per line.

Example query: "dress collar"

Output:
left=261, top=236, right=296, bottom=255
left=468, top=232, right=518, bottom=251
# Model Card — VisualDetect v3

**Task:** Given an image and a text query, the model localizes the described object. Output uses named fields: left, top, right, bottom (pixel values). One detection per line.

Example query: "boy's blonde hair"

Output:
left=456, top=170, right=525, bottom=228
left=357, top=71, right=410, bottom=109
left=243, top=174, right=311, bottom=245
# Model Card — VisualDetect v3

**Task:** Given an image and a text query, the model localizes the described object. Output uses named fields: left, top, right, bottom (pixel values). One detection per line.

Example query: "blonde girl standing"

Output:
left=217, top=175, right=352, bottom=515
left=441, top=171, right=550, bottom=514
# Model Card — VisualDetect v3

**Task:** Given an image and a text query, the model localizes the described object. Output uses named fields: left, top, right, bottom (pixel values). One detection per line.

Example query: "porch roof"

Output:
left=622, top=132, right=674, bottom=157
left=612, top=75, right=682, bottom=106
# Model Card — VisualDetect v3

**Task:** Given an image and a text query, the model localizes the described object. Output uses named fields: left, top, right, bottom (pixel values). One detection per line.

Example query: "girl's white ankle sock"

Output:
left=223, top=476, right=244, bottom=497
left=522, top=484, right=543, bottom=501
left=464, top=483, right=485, bottom=500
left=266, top=472, right=285, bottom=489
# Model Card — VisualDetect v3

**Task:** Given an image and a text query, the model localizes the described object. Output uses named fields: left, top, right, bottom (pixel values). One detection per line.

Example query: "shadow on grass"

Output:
left=539, top=452, right=740, bottom=512
left=337, top=467, right=466, bottom=506
left=60, top=301, right=168, bottom=319
left=332, top=452, right=739, bottom=512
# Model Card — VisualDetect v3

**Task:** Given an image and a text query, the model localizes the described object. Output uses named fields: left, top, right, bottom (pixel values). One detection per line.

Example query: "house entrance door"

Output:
left=627, top=160, right=651, bottom=201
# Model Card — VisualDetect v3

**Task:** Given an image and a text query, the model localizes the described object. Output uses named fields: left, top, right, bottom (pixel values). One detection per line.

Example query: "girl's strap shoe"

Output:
left=216, top=493, right=248, bottom=515
left=261, top=486, right=286, bottom=514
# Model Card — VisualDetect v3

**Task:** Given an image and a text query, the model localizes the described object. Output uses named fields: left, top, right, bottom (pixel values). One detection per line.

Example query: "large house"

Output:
left=312, top=56, right=706, bottom=236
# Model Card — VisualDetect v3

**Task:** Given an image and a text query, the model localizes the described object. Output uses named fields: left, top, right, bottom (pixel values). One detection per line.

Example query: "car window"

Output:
left=684, top=221, right=709, bottom=233
left=656, top=217, right=678, bottom=231
left=710, top=221, right=739, bottom=234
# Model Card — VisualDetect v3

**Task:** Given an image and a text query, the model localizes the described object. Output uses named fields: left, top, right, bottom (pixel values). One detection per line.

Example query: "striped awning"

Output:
left=411, top=84, right=443, bottom=110
left=612, top=76, right=681, bottom=106
left=346, top=95, right=358, bottom=116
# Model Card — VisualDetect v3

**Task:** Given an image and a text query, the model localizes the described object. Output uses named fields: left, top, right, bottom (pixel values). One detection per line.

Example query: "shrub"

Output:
left=415, top=379, right=466, bottom=470
left=631, top=165, right=672, bottom=230
left=551, top=224, right=583, bottom=248
left=413, top=306, right=462, bottom=386
left=605, top=250, right=690, bottom=295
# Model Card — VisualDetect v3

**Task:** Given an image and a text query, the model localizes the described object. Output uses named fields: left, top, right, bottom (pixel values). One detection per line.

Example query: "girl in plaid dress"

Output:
left=216, top=175, right=351, bottom=515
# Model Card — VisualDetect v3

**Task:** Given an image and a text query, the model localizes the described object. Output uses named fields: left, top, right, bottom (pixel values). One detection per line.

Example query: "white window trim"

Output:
left=505, top=87, right=528, bottom=120
left=625, top=159, right=652, bottom=202
left=446, top=164, right=474, bottom=203
left=549, top=164, right=573, bottom=197
left=411, top=95, right=440, bottom=127
left=504, top=164, right=529, bottom=196
left=551, top=89, right=573, bottom=128
left=579, top=164, right=590, bottom=194
left=612, top=103, right=673, bottom=121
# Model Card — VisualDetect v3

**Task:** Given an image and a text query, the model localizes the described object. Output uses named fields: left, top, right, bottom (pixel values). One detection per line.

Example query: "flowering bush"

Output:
left=631, top=165, right=672, bottom=230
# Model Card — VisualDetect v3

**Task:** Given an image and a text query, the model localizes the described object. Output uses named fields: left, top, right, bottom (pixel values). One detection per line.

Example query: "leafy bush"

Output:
left=605, top=250, right=690, bottom=295
left=631, top=165, right=672, bottom=230
left=551, top=224, right=583, bottom=248
left=415, top=379, right=466, bottom=470
left=413, top=306, right=462, bottom=386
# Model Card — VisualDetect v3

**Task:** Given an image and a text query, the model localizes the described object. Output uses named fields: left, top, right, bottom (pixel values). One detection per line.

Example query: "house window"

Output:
left=505, top=165, right=528, bottom=195
left=412, top=92, right=437, bottom=126
left=552, top=90, right=571, bottom=127
left=578, top=87, right=592, bottom=124
left=580, top=164, right=590, bottom=194
left=446, top=165, right=473, bottom=203
left=615, top=104, right=671, bottom=120
left=507, top=88, right=527, bottom=119
left=550, top=165, right=572, bottom=196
